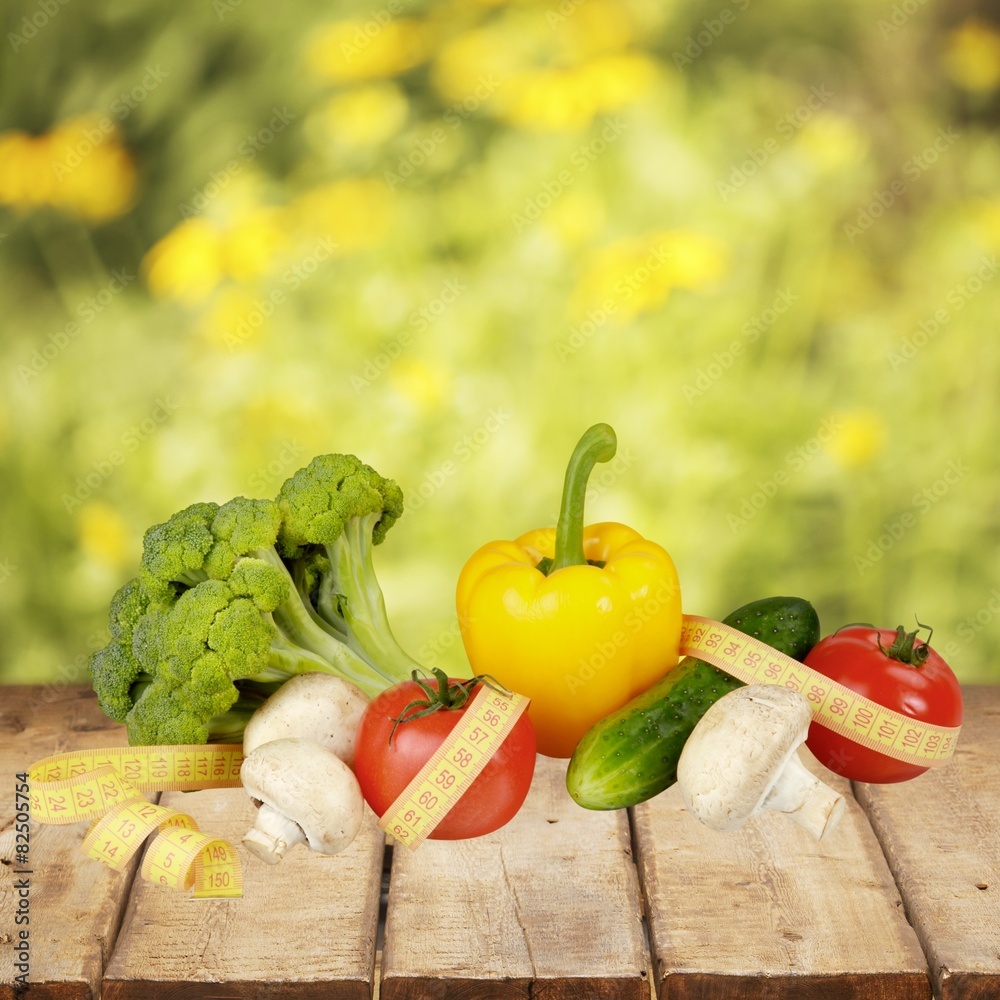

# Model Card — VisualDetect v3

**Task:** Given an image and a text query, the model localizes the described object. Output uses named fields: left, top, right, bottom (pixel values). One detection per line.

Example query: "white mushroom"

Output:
left=240, top=737, right=365, bottom=864
left=243, top=673, right=369, bottom=764
left=677, top=684, right=845, bottom=840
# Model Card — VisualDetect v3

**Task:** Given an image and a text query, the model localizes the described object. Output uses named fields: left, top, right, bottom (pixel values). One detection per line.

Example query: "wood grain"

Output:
left=632, top=749, right=931, bottom=1000
left=379, top=755, right=649, bottom=1000
left=0, top=685, right=140, bottom=1000
left=855, top=685, right=1000, bottom=1000
left=101, top=788, right=384, bottom=1000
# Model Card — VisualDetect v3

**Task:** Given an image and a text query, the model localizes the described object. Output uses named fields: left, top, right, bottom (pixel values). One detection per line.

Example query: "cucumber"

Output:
left=565, top=595, right=820, bottom=810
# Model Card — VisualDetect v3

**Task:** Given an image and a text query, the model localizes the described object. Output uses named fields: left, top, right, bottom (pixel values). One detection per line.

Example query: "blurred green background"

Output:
left=2, top=0, right=999, bottom=692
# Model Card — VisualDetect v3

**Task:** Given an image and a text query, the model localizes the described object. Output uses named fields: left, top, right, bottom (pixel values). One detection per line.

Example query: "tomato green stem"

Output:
left=388, top=668, right=510, bottom=744
left=878, top=621, right=932, bottom=666
left=549, top=423, right=617, bottom=573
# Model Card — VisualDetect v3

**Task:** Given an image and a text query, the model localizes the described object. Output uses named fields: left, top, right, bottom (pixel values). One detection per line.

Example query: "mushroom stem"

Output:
left=242, top=802, right=307, bottom=864
left=762, top=752, right=845, bottom=840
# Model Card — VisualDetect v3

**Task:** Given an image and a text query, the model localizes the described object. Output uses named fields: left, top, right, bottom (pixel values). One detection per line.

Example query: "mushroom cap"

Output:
left=677, top=684, right=813, bottom=832
left=240, top=737, right=365, bottom=856
left=243, top=673, right=369, bottom=762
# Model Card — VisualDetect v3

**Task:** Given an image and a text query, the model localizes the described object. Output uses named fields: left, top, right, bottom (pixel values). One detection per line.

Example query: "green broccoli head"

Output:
left=89, top=578, right=152, bottom=722
left=204, top=497, right=283, bottom=579
left=139, top=497, right=283, bottom=598
left=122, top=571, right=287, bottom=745
left=91, top=451, right=421, bottom=746
left=276, top=453, right=404, bottom=558
left=139, top=501, right=219, bottom=597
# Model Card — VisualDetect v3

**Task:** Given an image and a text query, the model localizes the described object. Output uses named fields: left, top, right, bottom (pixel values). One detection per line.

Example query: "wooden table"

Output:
left=1, top=684, right=997, bottom=1000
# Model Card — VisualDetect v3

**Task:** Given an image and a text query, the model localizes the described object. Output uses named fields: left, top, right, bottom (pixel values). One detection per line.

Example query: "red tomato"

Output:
left=354, top=676, right=537, bottom=839
left=804, top=624, right=963, bottom=783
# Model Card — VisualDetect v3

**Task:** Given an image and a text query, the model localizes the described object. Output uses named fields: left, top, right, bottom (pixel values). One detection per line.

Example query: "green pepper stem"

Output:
left=550, top=423, right=617, bottom=573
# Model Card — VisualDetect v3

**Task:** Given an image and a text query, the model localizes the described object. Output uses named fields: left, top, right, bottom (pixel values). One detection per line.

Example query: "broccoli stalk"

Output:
left=89, top=454, right=426, bottom=746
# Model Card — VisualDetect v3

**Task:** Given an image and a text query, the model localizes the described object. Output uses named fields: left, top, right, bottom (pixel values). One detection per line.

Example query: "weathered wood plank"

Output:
left=379, top=755, right=649, bottom=1000
left=633, top=749, right=931, bottom=1000
left=102, top=788, right=384, bottom=1000
left=0, top=685, right=139, bottom=1000
left=855, top=685, right=1000, bottom=1000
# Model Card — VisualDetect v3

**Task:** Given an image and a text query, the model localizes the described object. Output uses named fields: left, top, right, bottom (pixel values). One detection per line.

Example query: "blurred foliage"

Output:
left=1, top=0, right=999, bottom=691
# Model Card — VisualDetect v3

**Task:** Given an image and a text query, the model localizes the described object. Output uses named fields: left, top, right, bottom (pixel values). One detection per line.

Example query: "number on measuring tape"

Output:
left=378, top=685, right=530, bottom=849
left=678, top=614, right=961, bottom=768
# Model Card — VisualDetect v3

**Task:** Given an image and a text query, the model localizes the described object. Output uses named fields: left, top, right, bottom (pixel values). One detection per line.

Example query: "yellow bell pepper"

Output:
left=456, top=424, right=682, bottom=758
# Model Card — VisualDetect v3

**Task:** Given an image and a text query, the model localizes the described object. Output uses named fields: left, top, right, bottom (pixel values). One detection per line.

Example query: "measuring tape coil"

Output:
left=27, top=745, right=245, bottom=897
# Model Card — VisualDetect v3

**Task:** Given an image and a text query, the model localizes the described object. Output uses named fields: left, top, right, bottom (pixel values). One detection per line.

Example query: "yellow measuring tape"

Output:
left=681, top=616, right=961, bottom=766
left=28, top=745, right=245, bottom=897
left=378, top=685, right=530, bottom=848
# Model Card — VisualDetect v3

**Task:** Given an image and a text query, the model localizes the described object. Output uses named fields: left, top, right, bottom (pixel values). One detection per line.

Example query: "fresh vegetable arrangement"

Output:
left=83, top=429, right=964, bottom=872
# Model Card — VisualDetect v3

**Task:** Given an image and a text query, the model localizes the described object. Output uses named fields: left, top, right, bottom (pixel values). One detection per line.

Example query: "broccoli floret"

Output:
left=89, top=455, right=425, bottom=746
left=276, top=453, right=422, bottom=679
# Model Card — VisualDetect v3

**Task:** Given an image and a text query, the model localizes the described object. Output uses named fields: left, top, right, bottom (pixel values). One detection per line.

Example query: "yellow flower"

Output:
left=824, top=410, right=888, bottom=469
left=78, top=502, right=131, bottom=570
left=969, top=197, right=1000, bottom=248
left=796, top=113, right=869, bottom=173
left=144, top=218, right=225, bottom=304
left=0, top=116, right=136, bottom=222
left=545, top=192, right=606, bottom=246
left=657, top=230, right=729, bottom=289
left=305, top=18, right=429, bottom=83
left=554, top=0, right=633, bottom=61
left=496, top=53, right=658, bottom=131
left=48, top=116, right=137, bottom=221
left=199, top=288, right=271, bottom=351
left=944, top=19, right=1000, bottom=92
left=292, top=178, right=391, bottom=250
left=571, top=229, right=727, bottom=321
left=432, top=25, right=527, bottom=105
left=389, top=358, right=452, bottom=412
left=319, top=83, right=409, bottom=148
left=221, top=207, right=291, bottom=284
